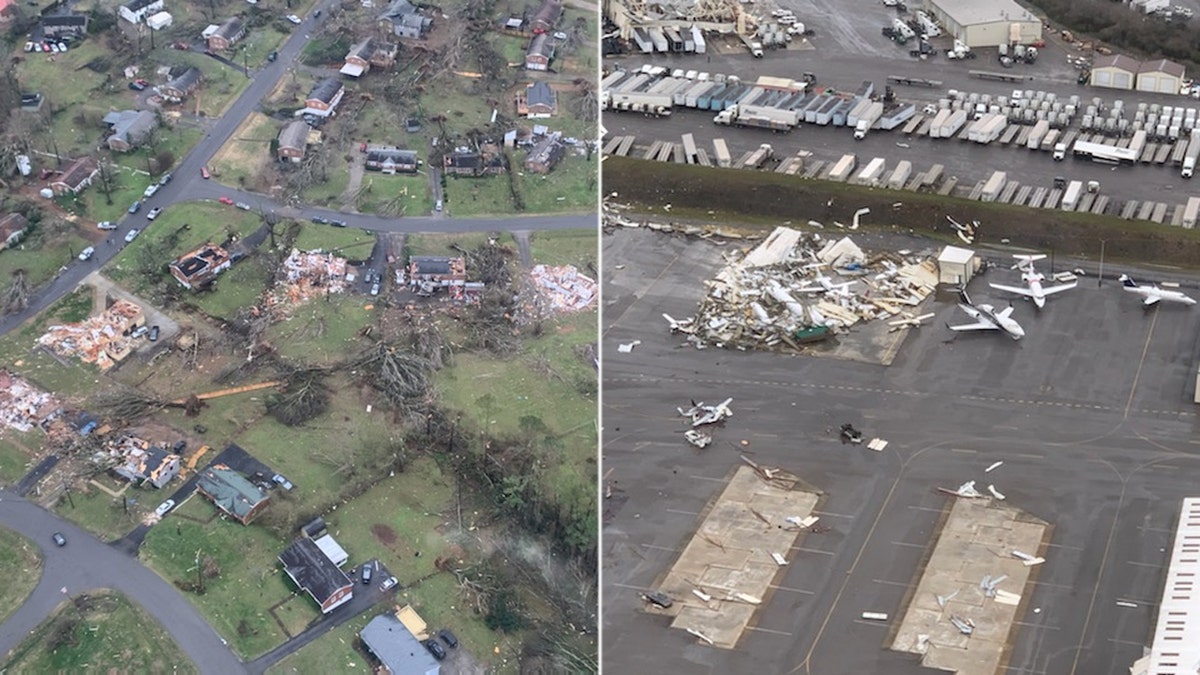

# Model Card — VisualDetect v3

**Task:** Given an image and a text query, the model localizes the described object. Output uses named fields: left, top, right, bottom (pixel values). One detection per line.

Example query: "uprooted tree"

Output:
left=265, top=368, right=331, bottom=426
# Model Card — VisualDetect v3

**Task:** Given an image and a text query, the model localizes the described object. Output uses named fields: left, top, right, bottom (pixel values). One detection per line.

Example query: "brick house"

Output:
left=196, top=464, right=270, bottom=525
left=118, top=0, right=164, bottom=24
left=161, top=67, right=202, bottom=101
left=521, top=81, right=557, bottom=118
left=277, top=120, right=310, bottom=162
left=169, top=243, right=232, bottom=289
left=102, top=109, right=158, bottom=152
left=303, top=77, right=344, bottom=117
left=41, top=13, right=89, bottom=38
left=364, top=145, right=418, bottom=173
left=204, top=16, right=245, bottom=52
left=279, top=538, right=354, bottom=614
left=530, top=0, right=562, bottom=34
left=524, top=133, right=565, bottom=174
left=48, top=157, right=100, bottom=195
left=524, top=34, right=553, bottom=71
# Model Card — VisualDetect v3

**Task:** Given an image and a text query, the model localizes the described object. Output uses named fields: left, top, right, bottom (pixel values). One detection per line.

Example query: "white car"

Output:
left=78, top=246, right=95, bottom=261
left=143, top=183, right=159, bottom=198
left=97, top=221, right=117, bottom=230
left=155, top=499, right=175, bottom=517
left=286, top=14, right=302, bottom=24
left=124, top=229, right=140, bottom=243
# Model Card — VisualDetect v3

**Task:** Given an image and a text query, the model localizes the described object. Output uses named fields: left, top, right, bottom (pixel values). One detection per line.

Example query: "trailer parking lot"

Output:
left=602, top=225, right=1200, bottom=674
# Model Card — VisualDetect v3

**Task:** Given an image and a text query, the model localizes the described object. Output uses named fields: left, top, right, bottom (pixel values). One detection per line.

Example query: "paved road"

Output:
left=0, top=489, right=246, bottom=672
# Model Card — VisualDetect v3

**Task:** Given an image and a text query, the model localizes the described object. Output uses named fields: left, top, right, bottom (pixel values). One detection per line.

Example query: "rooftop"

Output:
left=196, top=464, right=269, bottom=522
left=1093, top=53, right=1140, bottom=73
left=1139, top=58, right=1186, bottom=78
left=279, top=538, right=353, bottom=605
left=360, top=613, right=440, bottom=675
left=930, top=0, right=1036, bottom=25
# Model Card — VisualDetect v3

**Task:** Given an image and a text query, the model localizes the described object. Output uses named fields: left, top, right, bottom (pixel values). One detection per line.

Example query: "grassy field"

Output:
left=210, top=112, right=277, bottom=188
left=0, top=436, right=37, bottom=486
left=517, top=153, right=596, bottom=214
left=356, top=172, right=433, bottom=217
left=190, top=252, right=274, bottom=320
left=0, top=288, right=108, bottom=401
left=0, top=526, right=41, bottom=625
left=292, top=224, right=376, bottom=257
left=300, top=152, right=352, bottom=208
left=140, top=497, right=296, bottom=659
left=405, top=232, right=504, bottom=258
left=443, top=174, right=517, bottom=216
left=528, top=229, right=597, bottom=268
left=54, top=474, right=152, bottom=543
left=262, top=294, right=375, bottom=364
left=0, top=227, right=93, bottom=290
left=266, top=609, right=377, bottom=674
left=0, top=591, right=198, bottom=674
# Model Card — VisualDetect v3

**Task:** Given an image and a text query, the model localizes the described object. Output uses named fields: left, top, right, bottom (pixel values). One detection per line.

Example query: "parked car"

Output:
left=218, top=196, right=234, bottom=205
left=97, top=221, right=117, bottom=230
left=380, top=576, right=398, bottom=591
left=437, top=629, right=458, bottom=648
left=23, top=42, right=33, bottom=52
left=149, top=325, right=160, bottom=342
left=435, top=199, right=443, bottom=212
left=370, top=283, right=380, bottom=297
left=159, top=172, right=173, bottom=185
left=129, top=79, right=148, bottom=90
left=52, top=532, right=66, bottom=547
left=125, top=229, right=140, bottom=242
left=146, top=207, right=162, bottom=220
left=361, top=565, right=372, bottom=585
left=143, top=183, right=160, bottom=198
left=285, top=14, right=302, bottom=24
left=132, top=325, right=148, bottom=338
left=272, top=473, right=294, bottom=490
left=235, top=202, right=251, bottom=211
left=172, top=439, right=186, bottom=453
left=78, top=246, right=95, bottom=261
left=128, top=200, right=141, bottom=214
left=200, top=166, right=211, bottom=179
left=155, top=499, right=175, bottom=517
left=57, top=42, right=68, bottom=51
left=267, top=51, right=278, bottom=62
left=310, top=216, right=329, bottom=224
left=330, top=219, right=347, bottom=227
left=424, top=639, right=446, bottom=661
left=553, top=31, right=568, bottom=40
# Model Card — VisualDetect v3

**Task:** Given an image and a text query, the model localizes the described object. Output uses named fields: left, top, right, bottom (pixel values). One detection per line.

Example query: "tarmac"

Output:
left=602, top=225, right=1200, bottom=674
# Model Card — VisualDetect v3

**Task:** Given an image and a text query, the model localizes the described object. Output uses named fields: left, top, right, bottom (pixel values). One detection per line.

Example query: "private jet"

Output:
left=1119, top=275, right=1197, bottom=307
left=946, top=291, right=1025, bottom=340
left=988, top=254, right=1077, bottom=309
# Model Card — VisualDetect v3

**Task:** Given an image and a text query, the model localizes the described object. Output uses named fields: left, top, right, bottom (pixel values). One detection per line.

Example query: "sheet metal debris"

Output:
left=985, top=461, right=1004, bottom=473
left=677, top=398, right=733, bottom=427
left=1011, top=550, right=1046, bottom=566
left=657, top=226, right=937, bottom=351
left=988, top=484, right=1006, bottom=500
left=771, top=552, right=788, bottom=566
left=867, top=438, right=889, bottom=452
left=683, top=429, right=713, bottom=448
left=617, top=340, right=641, bottom=353
left=528, top=264, right=597, bottom=313
left=949, top=615, right=975, bottom=635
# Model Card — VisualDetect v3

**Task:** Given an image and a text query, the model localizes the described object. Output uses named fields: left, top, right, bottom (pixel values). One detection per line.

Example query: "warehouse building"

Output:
left=922, top=0, right=1042, bottom=47
left=1090, top=54, right=1138, bottom=90
left=1137, top=59, right=1186, bottom=95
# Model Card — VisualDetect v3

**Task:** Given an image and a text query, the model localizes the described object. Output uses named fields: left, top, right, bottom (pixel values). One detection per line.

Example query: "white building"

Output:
left=922, top=0, right=1042, bottom=48
left=119, top=0, right=165, bottom=24
left=1137, top=59, right=1186, bottom=95
left=1090, top=54, right=1138, bottom=90
left=937, top=245, right=977, bottom=285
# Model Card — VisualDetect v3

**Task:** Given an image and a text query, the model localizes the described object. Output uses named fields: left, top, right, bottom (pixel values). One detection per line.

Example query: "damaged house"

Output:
left=160, top=67, right=202, bottom=101
left=196, top=464, right=270, bottom=525
left=517, top=81, right=557, bottom=118
left=364, top=145, right=418, bottom=173
left=108, top=436, right=181, bottom=489
left=0, top=213, right=30, bottom=252
left=443, top=143, right=507, bottom=177
left=37, top=299, right=146, bottom=370
left=407, top=256, right=482, bottom=300
left=524, top=33, right=554, bottom=71
left=103, top=109, right=158, bottom=152
left=119, top=0, right=163, bottom=24
left=41, top=13, right=89, bottom=38
left=378, top=0, right=432, bottom=38
left=300, top=77, right=344, bottom=119
left=340, top=37, right=397, bottom=77
left=524, top=133, right=566, bottom=174
left=169, top=243, right=233, bottom=289
left=530, top=0, right=562, bottom=33
left=277, top=120, right=312, bottom=162
left=279, top=537, right=354, bottom=613
left=360, top=612, right=441, bottom=675
left=48, top=157, right=100, bottom=195
left=0, top=371, right=62, bottom=433
left=203, top=16, right=246, bottom=52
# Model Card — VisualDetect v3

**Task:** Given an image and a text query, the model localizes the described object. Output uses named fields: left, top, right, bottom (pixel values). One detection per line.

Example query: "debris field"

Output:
left=658, top=226, right=939, bottom=352
left=269, top=249, right=349, bottom=310
left=0, top=370, right=63, bottom=432
left=528, top=264, right=597, bottom=313
left=37, top=299, right=146, bottom=370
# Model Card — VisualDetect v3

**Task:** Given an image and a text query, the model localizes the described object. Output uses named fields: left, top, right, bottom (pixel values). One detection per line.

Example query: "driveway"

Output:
left=0, top=489, right=247, bottom=673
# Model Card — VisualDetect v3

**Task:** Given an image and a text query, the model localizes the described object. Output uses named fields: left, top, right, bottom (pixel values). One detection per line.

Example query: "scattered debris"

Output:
left=677, top=398, right=733, bottom=427
left=785, top=515, right=820, bottom=529
left=985, top=461, right=1004, bottom=473
left=770, top=552, right=788, bottom=566
left=915, top=634, right=930, bottom=653
left=686, top=628, right=715, bottom=645
left=949, top=615, right=975, bottom=635
left=641, top=591, right=674, bottom=609
left=692, top=588, right=713, bottom=602
left=862, top=612, right=890, bottom=621
left=1011, top=549, right=1046, bottom=566
left=683, top=429, right=712, bottom=448
left=935, top=590, right=958, bottom=608
left=1116, top=600, right=1138, bottom=608
left=269, top=249, right=349, bottom=310
left=994, top=589, right=1021, bottom=606
left=840, top=423, right=863, bottom=445
left=617, top=340, right=641, bottom=353
left=0, top=371, right=62, bottom=432
left=980, top=573, right=1008, bottom=598
left=939, top=480, right=985, bottom=498
left=528, top=264, right=596, bottom=313
left=988, top=484, right=1006, bottom=500
left=867, top=438, right=888, bottom=452
left=37, top=299, right=146, bottom=371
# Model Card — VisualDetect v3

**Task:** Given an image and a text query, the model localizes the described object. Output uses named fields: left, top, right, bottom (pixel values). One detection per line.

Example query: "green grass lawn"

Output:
left=399, top=572, right=524, bottom=671
left=0, top=526, right=41, bottom=625
left=443, top=175, right=517, bottom=216
left=0, top=229, right=93, bottom=290
left=210, top=112, right=277, bottom=188
left=53, top=476, right=152, bottom=543
left=0, top=288, right=108, bottom=402
left=189, top=252, right=274, bottom=320
left=405, top=232, right=505, bottom=258
left=517, top=153, right=596, bottom=214
left=356, top=172, right=433, bottom=217
left=300, top=153, right=352, bottom=207
left=0, top=591, right=198, bottom=674
left=0, top=436, right=37, bottom=486
left=292, top=224, right=376, bottom=257
left=262, top=294, right=375, bottom=365
left=266, top=608, right=377, bottom=674
left=140, top=498, right=296, bottom=659
left=528, top=229, right=596, bottom=268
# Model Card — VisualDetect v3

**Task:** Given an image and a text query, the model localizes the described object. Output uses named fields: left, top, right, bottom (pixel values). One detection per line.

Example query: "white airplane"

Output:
left=946, top=291, right=1025, bottom=340
left=988, top=254, right=1077, bottom=309
left=1120, top=275, right=1197, bottom=307
left=678, top=398, right=733, bottom=427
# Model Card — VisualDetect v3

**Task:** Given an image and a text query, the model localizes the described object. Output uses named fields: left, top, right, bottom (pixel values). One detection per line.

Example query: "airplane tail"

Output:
left=1119, top=274, right=1137, bottom=288
left=957, top=286, right=972, bottom=306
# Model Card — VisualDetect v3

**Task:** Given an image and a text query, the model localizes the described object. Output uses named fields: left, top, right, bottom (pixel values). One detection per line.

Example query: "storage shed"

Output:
left=1090, top=54, right=1138, bottom=90
left=1137, top=59, right=1186, bottom=95
left=922, top=0, right=1042, bottom=48
left=937, top=245, right=978, bottom=285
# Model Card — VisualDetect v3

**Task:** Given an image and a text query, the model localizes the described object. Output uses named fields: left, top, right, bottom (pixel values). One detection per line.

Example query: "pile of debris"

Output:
left=37, top=299, right=145, bottom=370
left=664, top=227, right=938, bottom=351
left=528, top=264, right=597, bottom=313
left=97, top=434, right=181, bottom=489
left=268, top=249, right=349, bottom=310
left=0, top=370, right=63, bottom=432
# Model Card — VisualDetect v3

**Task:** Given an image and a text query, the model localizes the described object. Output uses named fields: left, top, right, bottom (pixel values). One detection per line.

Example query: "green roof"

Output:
left=196, top=465, right=269, bottom=522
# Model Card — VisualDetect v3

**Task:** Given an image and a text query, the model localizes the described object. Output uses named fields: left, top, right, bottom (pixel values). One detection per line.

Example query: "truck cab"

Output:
left=1052, top=142, right=1067, bottom=161
left=854, top=120, right=869, bottom=139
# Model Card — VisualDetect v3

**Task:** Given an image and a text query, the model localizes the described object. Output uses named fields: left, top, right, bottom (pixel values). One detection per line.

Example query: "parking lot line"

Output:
left=794, top=546, right=835, bottom=556
left=1029, top=580, right=1073, bottom=590
left=851, top=619, right=891, bottom=629
left=1123, top=307, right=1159, bottom=419
left=1012, top=621, right=1060, bottom=631
left=1012, top=453, right=1045, bottom=460
left=1006, top=665, right=1047, bottom=674
left=688, top=474, right=730, bottom=483
left=642, top=544, right=679, bottom=553
left=1107, top=637, right=1148, bottom=648
left=1044, top=541, right=1084, bottom=551
left=745, top=625, right=793, bottom=637
left=768, top=584, right=815, bottom=595
left=949, top=447, right=978, bottom=454
left=907, top=505, right=944, bottom=513
left=811, top=510, right=855, bottom=519
left=871, top=578, right=910, bottom=588
left=1125, top=560, right=1161, bottom=569
left=665, top=508, right=700, bottom=516
left=890, top=540, right=925, bottom=549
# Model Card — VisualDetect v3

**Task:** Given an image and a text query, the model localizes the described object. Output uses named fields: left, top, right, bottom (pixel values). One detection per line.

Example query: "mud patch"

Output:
left=371, top=523, right=397, bottom=545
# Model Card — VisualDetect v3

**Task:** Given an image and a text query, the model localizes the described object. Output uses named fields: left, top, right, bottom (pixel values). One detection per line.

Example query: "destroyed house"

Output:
left=169, top=243, right=232, bottom=289
left=530, top=0, right=562, bottom=33
left=48, top=157, right=99, bottom=195
left=378, top=0, right=431, bottom=39
left=279, top=537, right=354, bottom=613
left=523, top=81, right=557, bottom=117
left=304, top=77, right=344, bottom=116
left=119, top=0, right=163, bottom=24
left=196, top=464, right=270, bottom=524
left=205, top=16, right=245, bottom=51
left=161, top=67, right=202, bottom=100
left=408, top=256, right=467, bottom=284
left=277, top=120, right=310, bottom=162
left=360, top=613, right=440, bottom=675
left=524, top=34, right=553, bottom=71
left=364, top=146, right=418, bottom=173
left=340, top=37, right=396, bottom=77
left=102, top=109, right=158, bottom=152
left=0, top=371, right=62, bottom=433
left=41, top=13, right=89, bottom=38
left=112, top=439, right=180, bottom=489
left=0, top=213, right=29, bottom=251
left=524, top=134, right=565, bottom=174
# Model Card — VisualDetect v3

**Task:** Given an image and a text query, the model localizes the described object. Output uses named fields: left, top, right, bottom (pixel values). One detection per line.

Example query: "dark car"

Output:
left=361, top=565, right=372, bottom=585
left=128, top=81, right=146, bottom=91
left=330, top=219, right=347, bottom=227
left=52, top=532, right=66, bottom=547
left=310, top=216, right=329, bottom=224
left=267, top=50, right=278, bottom=62
left=641, top=591, right=673, bottom=608
left=172, top=439, right=187, bottom=453
left=438, top=629, right=458, bottom=648
left=128, top=200, right=142, bottom=214
left=149, top=325, right=159, bottom=342
left=424, top=639, right=447, bottom=661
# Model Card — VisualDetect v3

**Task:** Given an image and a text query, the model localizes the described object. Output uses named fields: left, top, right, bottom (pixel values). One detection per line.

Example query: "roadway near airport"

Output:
left=601, top=223, right=1200, bottom=674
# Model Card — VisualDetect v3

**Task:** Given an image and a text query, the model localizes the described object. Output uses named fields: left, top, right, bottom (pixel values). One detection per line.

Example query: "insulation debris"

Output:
left=985, top=461, right=1004, bottom=473
left=785, top=515, right=820, bottom=529
left=268, top=249, right=349, bottom=310
left=677, top=398, right=733, bottom=427
left=683, top=429, right=712, bottom=448
left=618, top=340, right=641, bottom=353
left=867, top=438, right=889, bottom=452
left=0, top=370, right=63, bottom=432
left=1012, top=550, right=1046, bottom=566
left=528, top=264, right=596, bottom=313
left=659, top=226, right=937, bottom=351
left=37, top=299, right=146, bottom=371
left=988, top=484, right=1006, bottom=500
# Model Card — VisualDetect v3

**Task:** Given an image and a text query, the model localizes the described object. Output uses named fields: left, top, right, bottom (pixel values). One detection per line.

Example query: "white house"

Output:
left=119, top=0, right=165, bottom=24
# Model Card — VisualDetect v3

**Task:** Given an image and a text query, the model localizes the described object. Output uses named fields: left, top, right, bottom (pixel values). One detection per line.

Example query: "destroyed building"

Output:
left=169, top=243, right=233, bottom=289
left=443, top=143, right=507, bottom=177
left=407, top=255, right=468, bottom=297
left=0, top=371, right=63, bottom=432
left=526, top=264, right=597, bottom=314
left=268, top=249, right=349, bottom=309
left=37, top=299, right=146, bottom=370
left=107, top=435, right=181, bottom=488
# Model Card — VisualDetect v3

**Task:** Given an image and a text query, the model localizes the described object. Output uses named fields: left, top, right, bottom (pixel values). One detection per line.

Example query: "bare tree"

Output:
left=94, top=156, right=120, bottom=206
left=1, top=269, right=29, bottom=315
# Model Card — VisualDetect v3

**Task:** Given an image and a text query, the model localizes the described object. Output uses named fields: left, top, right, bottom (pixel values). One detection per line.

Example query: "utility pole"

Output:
left=63, top=482, right=75, bottom=508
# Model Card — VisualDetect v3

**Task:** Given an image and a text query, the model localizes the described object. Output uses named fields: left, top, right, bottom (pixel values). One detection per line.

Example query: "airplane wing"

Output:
left=947, top=321, right=999, bottom=332
left=988, top=282, right=1035, bottom=298
left=1041, top=281, right=1077, bottom=296
left=1143, top=295, right=1161, bottom=306
left=996, top=306, right=1016, bottom=319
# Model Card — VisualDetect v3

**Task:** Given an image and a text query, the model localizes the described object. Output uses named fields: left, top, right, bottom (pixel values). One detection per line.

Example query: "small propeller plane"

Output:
left=988, top=254, right=1077, bottom=309
left=946, top=290, right=1025, bottom=340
